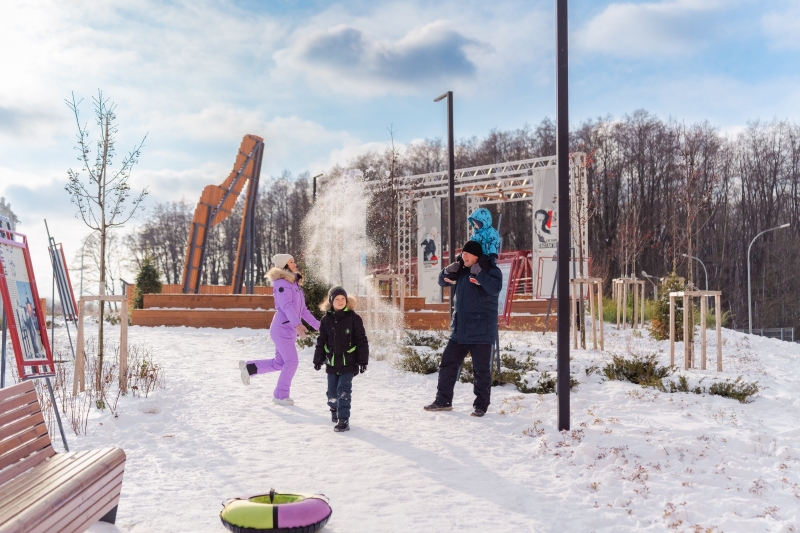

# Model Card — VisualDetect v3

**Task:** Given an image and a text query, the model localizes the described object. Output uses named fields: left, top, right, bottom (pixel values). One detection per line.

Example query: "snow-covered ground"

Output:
left=55, top=322, right=800, bottom=532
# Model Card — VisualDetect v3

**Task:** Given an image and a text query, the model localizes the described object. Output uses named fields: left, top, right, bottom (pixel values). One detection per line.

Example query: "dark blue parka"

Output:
left=438, top=258, right=503, bottom=344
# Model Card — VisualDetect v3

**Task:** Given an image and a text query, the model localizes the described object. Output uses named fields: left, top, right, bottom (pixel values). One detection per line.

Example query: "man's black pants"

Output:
left=435, top=339, right=492, bottom=411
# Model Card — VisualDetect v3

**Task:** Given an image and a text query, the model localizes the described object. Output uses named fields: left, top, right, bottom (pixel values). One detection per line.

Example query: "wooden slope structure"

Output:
left=181, top=134, right=264, bottom=294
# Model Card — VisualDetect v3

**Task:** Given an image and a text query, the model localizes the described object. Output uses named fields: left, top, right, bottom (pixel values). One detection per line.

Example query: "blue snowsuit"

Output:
left=468, top=208, right=501, bottom=257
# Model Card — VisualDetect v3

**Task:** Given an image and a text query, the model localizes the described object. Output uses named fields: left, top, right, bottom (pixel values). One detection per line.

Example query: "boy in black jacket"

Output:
left=313, top=286, right=369, bottom=432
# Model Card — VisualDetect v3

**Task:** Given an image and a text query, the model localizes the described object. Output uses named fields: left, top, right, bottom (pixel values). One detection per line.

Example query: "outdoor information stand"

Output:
left=0, top=224, right=69, bottom=451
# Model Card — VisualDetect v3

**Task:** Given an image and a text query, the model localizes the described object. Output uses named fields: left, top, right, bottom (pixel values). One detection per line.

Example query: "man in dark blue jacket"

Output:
left=424, top=240, right=502, bottom=417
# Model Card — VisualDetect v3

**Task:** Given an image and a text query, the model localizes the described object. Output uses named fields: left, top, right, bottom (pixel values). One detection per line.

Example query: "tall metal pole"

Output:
left=1, top=312, right=6, bottom=389
left=556, top=0, right=570, bottom=431
left=748, top=223, right=789, bottom=334
left=435, top=90, right=456, bottom=321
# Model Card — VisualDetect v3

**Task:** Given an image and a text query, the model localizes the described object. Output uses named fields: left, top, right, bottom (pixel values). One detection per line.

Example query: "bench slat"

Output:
left=0, top=453, right=76, bottom=504
left=0, top=449, right=111, bottom=520
left=0, top=433, right=52, bottom=485
left=0, top=445, right=56, bottom=488
left=0, top=390, right=39, bottom=419
left=56, top=483, right=121, bottom=533
left=0, top=412, right=48, bottom=454
left=0, top=423, right=51, bottom=473
left=0, top=382, right=35, bottom=404
left=31, top=467, right=125, bottom=533
left=0, top=402, right=42, bottom=434
left=0, top=449, right=125, bottom=531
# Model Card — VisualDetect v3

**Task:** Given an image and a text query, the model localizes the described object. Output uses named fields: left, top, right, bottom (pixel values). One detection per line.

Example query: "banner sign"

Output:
left=49, top=243, right=78, bottom=322
left=531, top=166, right=590, bottom=294
left=416, top=198, right=442, bottom=303
left=0, top=229, right=55, bottom=379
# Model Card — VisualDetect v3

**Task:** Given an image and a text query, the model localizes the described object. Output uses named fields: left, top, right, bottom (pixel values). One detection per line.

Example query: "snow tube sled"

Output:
left=220, top=489, right=332, bottom=533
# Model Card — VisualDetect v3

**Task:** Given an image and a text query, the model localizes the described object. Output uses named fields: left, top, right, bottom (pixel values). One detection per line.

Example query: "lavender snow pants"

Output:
left=247, top=328, right=298, bottom=400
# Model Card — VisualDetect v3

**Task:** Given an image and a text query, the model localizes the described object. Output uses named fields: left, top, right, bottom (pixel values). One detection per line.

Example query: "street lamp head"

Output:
left=434, top=93, right=449, bottom=102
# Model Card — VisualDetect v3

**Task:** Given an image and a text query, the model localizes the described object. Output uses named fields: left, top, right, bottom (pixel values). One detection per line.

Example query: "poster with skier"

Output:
left=416, top=198, right=442, bottom=303
left=0, top=229, right=55, bottom=379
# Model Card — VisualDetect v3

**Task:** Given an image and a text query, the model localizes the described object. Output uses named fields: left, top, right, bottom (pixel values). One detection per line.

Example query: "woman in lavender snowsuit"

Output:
left=239, top=254, right=320, bottom=405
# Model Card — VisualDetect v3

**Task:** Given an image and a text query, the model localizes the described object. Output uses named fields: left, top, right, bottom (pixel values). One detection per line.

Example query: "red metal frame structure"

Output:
left=0, top=229, right=55, bottom=379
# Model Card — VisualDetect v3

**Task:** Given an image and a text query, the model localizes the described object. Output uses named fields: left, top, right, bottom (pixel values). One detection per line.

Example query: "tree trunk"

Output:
left=97, top=116, right=109, bottom=391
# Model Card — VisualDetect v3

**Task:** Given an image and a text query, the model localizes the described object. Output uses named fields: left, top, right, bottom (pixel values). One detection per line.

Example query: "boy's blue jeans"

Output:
left=327, top=372, right=354, bottom=419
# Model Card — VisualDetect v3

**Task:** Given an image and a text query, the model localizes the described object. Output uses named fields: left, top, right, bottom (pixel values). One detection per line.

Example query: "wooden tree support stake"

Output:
left=73, top=295, right=129, bottom=396
left=612, top=277, right=646, bottom=330
left=668, top=290, right=723, bottom=371
left=569, top=277, right=604, bottom=351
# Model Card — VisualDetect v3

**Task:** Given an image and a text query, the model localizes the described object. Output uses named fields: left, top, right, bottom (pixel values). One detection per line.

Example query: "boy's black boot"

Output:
left=330, top=408, right=338, bottom=423
left=334, top=418, right=350, bottom=432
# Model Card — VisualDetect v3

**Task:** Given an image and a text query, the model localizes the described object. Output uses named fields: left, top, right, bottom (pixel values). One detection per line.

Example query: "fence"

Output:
left=734, top=327, right=796, bottom=342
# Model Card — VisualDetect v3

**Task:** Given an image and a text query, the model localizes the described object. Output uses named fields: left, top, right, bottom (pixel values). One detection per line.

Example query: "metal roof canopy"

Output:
left=370, top=153, right=586, bottom=295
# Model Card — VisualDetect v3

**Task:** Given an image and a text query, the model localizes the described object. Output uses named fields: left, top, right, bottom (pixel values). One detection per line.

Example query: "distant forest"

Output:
left=126, top=110, right=800, bottom=332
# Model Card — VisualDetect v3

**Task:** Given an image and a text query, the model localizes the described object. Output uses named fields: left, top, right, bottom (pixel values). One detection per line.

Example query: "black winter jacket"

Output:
left=313, top=309, right=369, bottom=375
left=438, top=255, right=502, bottom=344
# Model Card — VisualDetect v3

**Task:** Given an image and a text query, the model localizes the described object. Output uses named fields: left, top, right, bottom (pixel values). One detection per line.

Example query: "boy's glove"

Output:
left=478, top=254, right=492, bottom=271
left=469, top=263, right=482, bottom=276
left=359, top=364, right=367, bottom=374
left=314, top=363, right=322, bottom=371
left=443, top=261, right=462, bottom=274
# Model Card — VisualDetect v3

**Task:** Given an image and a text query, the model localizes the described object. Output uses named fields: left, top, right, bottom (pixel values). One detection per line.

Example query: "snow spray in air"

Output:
left=302, top=169, right=403, bottom=360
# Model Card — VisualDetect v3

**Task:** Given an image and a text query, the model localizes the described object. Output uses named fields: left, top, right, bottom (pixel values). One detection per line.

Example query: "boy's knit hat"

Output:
left=272, top=253, right=293, bottom=269
left=328, top=286, right=348, bottom=307
left=461, top=240, right=483, bottom=257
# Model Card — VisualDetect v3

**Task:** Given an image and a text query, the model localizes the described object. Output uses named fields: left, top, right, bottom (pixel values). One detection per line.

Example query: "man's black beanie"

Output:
left=462, top=240, right=483, bottom=257
left=328, top=286, right=348, bottom=307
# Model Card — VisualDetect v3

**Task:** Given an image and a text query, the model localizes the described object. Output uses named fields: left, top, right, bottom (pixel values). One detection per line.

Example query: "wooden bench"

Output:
left=0, top=381, right=127, bottom=533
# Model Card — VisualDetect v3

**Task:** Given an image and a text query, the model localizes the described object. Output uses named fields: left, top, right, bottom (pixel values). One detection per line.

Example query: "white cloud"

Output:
left=762, top=4, right=800, bottom=49
left=576, top=0, right=727, bottom=58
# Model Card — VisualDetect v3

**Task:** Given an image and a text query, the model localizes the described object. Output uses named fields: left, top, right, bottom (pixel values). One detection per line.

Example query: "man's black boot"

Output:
left=424, top=401, right=453, bottom=412
left=334, top=418, right=350, bottom=432
left=330, top=409, right=338, bottom=423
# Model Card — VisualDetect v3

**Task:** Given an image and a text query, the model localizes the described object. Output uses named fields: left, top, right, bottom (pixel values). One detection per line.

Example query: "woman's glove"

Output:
left=295, top=324, right=308, bottom=339
left=359, top=364, right=368, bottom=374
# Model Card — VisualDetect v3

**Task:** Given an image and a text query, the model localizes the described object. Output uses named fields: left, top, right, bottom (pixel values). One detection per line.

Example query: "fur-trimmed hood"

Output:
left=319, top=294, right=358, bottom=312
left=267, top=267, right=303, bottom=286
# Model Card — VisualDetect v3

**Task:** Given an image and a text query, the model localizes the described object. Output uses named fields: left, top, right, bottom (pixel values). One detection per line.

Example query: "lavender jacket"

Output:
left=267, top=268, right=320, bottom=334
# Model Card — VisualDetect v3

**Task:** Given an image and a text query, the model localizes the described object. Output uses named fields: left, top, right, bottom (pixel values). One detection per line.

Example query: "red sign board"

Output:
left=0, top=229, right=55, bottom=379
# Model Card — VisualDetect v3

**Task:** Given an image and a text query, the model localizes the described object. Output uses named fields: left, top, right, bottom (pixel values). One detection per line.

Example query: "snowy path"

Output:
left=70, top=325, right=800, bottom=532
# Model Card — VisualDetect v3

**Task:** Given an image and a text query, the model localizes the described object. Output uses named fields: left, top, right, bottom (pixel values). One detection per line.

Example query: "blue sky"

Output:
left=2, top=0, right=800, bottom=286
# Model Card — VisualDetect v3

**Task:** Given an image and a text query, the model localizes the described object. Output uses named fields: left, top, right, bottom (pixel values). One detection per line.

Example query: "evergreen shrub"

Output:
left=134, top=256, right=162, bottom=309
left=649, top=273, right=686, bottom=341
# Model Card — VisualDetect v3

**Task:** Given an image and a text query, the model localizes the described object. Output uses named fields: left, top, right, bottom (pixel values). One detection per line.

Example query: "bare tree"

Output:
left=65, top=90, right=148, bottom=389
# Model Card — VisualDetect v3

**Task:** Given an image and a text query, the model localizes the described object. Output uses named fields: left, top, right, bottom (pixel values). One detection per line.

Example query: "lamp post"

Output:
left=681, top=253, right=709, bottom=291
left=641, top=271, right=660, bottom=300
left=748, top=223, right=790, bottom=334
left=434, top=91, right=456, bottom=321
left=555, top=0, right=570, bottom=431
